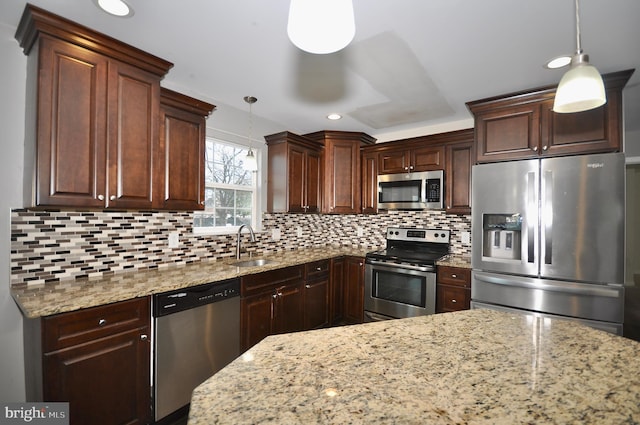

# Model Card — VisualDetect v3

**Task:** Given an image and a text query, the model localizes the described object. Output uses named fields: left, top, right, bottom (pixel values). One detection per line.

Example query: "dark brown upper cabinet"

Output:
left=304, top=131, right=376, bottom=214
left=158, top=88, right=215, bottom=211
left=467, top=69, right=634, bottom=163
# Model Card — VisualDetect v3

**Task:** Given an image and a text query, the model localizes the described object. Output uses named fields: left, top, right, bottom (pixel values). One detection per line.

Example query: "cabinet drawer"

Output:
left=241, top=265, right=304, bottom=297
left=437, top=266, right=471, bottom=288
left=42, top=297, right=150, bottom=352
left=438, top=286, right=470, bottom=312
left=305, top=259, right=330, bottom=279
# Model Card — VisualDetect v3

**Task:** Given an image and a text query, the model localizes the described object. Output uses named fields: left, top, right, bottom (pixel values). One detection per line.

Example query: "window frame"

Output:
left=193, top=137, right=261, bottom=235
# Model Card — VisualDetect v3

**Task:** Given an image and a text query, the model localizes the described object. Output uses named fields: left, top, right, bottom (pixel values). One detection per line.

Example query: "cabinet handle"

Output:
left=110, top=195, right=116, bottom=201
left=542, top=145, right=548, bottom=151
left=98, top=319, right=106, bottom=326
left=140, top=334, right=148, bottom=341
left=97, top=194, right=104, bottom=201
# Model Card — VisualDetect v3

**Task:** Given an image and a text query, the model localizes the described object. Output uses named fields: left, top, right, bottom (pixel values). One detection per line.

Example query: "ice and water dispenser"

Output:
left=482, top=214, right=522, bottom=260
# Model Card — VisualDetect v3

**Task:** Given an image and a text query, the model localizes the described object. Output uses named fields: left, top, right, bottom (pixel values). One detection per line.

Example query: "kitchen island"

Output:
left=189, top=309, right=640, bottom=424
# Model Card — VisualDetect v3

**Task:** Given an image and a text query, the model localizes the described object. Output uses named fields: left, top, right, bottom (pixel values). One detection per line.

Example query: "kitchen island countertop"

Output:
left=189, top=309, right=640, bottom=424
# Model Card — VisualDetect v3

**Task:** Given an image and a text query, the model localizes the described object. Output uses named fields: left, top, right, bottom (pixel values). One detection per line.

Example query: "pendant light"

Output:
left=243, top=96, right=258, bottom=172
left=553, top=0, right=606, bottom=113
left=287, top=0, right=355, bottom=54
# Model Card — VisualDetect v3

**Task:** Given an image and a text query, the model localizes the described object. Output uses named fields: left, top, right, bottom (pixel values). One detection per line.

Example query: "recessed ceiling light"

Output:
left=95, top=0, right=134, bottom=17
left=326, top=113, right=342, bottom=120
left=544, top=55, right=572, bottom=69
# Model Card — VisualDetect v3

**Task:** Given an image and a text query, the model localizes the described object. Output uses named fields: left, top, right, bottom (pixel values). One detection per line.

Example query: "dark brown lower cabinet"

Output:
left=436, top=266, right=472, bottom=313
left=303, top=260, right=330, bottom=330
left=343, top=256, right=365, bottom=324
left=330, top=257, right=346, bottom=325
left=24, top=297, right=151, bottom=425
left=240, top=265, right=305, bottom=351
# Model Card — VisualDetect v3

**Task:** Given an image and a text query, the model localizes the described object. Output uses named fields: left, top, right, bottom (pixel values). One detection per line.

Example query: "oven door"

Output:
left=364, top=260, right=436, bottom=319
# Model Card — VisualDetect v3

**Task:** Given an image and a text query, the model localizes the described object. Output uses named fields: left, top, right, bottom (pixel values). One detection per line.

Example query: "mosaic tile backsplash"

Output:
left=11, top=209, right=471, bottom=286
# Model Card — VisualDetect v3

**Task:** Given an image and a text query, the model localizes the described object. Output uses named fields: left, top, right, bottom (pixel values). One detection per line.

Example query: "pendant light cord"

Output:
left=575, top=0, right=582, bottom=54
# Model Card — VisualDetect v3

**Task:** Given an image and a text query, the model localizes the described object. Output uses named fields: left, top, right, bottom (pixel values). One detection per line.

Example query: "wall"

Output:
left=0, top=22, right=26, bottom=402
left=626, top=164, right=640, bottom=284
left=11, top=210, right=471, bottom=287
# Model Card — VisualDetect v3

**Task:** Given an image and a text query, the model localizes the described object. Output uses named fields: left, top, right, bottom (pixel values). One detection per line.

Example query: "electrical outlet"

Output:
left=271, top=228, right=281, bottom=241
left=296, top=227, right=303, bottom=238
left=462, top=231, right=471, bottom=244
left=168, top=232, right=179, bottom=248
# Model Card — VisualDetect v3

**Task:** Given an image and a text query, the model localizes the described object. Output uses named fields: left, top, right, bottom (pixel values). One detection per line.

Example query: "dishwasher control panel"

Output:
left=153, top=278, right=240, bottom=317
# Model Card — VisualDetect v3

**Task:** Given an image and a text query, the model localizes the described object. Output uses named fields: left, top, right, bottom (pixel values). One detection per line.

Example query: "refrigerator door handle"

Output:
left=474, top=271, right=622, bottom=298
left=527, top=171, right=536, bottom=263
left=543, top=170, right=553, bottom=265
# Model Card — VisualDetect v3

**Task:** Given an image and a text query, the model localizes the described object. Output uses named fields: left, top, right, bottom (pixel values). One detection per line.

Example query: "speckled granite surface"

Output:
left=436, top=254, right=471, bottom=268
left=189, top=309, right=640, bottom=424
left=11, top=247, right=372, bottom=318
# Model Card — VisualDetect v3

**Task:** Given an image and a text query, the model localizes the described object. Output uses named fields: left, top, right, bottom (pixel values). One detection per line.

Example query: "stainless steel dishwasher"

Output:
left=153, top=278, right=240, bottom=422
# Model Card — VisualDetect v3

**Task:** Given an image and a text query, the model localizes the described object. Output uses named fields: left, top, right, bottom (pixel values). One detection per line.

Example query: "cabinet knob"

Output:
left=451, top=274, right=457, bottom=278
left=451, top=299, right=457, bottom=303
left=542, top=145, right=548, bottom=151
left=272, top=293, right=278, bottom=299
left=359, top=262, right=363, bottom=267
left=140, top=334, right=148, bottom=341
left=316, top=267, right=322, bottom=271
left=97, top=194, right=104, bottom=201
left=531, top=146, right=538, bottom=152
left=98, top=319, right=106, bottom=326
left=305, top=284, right=311, bottom=289
left=110, top=195, right=116, bottom=201
left=409, top=165, right=414, bottom=170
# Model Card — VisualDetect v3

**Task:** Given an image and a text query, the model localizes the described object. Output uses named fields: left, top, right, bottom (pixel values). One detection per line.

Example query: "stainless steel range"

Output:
left=364, top=227, right=450, bottom=321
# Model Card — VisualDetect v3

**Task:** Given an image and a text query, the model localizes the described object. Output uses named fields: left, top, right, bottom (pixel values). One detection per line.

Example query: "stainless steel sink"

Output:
left=232, top=259, right=275, bottom=267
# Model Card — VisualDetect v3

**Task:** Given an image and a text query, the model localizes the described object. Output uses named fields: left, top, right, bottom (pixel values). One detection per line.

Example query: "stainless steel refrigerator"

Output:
left=471, top=152, right=625, bottom=334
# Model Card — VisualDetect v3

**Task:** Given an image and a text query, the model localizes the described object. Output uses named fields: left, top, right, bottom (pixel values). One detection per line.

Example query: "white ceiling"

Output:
left=1, top=0, right=639, bottom=144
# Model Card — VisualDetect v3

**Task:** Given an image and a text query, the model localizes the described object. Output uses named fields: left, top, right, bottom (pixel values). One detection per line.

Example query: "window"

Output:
left=194, top=138, right=258, bottom=233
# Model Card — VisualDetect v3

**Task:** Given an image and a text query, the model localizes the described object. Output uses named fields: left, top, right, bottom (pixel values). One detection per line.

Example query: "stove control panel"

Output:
left=386, top=227, right=450, bottom=243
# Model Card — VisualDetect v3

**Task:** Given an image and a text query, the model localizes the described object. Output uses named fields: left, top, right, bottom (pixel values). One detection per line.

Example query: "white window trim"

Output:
left=193, top=137, right=262, bottom=235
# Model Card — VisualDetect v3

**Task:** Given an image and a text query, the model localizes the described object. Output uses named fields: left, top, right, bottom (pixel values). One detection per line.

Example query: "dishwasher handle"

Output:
left=154, top=278, right=240, bottom=317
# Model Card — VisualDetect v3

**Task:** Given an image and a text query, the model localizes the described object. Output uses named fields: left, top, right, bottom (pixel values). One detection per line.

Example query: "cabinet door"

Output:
left=445, top=141, right=473, bottom=214
left=330, top=257, right=345, bottom=325
left=540, top=99, right=620, bottom=156
left=43, top=327, right=150, bottom=425
left=361, top=151, right=378, bottom=214
left=287, top=145, right=307, bottom=213
left=324, top=140, right=361, bottom=214
left=35, top=37, right=108, bottom=208
left=303, top=277, right=330, bottom=329
left=475, top=104, right=541, bottom=162
left=378, top=149, right=409, bottom=174
left=436, top=285, right=470, bottom=313
left=273, top=283, right=304, bottom=334
left=343, top=257, right=365, bottom=324
left=305, top=150, right=322, bottom=213
left=107, top=61, right=160, bottom=209
left=240, top=292, right=274, bottom=352
left=411, top=146, right=445, bottom=172
left=157, top=102, right=205, bottom=210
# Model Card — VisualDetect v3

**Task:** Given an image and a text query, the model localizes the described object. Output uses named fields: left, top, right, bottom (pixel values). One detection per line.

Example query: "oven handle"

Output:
left=366, top=260, right=433, bottom=273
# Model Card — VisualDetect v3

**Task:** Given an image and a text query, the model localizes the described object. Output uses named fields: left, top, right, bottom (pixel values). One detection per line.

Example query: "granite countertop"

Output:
left=436, top=254, right=471, bottom=268
left=189, top=309, right=640, bottom=424
left=10, top=246, right=373, bottom=318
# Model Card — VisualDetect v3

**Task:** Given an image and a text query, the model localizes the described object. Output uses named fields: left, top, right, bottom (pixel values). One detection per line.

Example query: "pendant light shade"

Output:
left=552, top=0, right=606, bottom=113
left=287, top=0, right=355, bottom=54
left=553, top=55, right=606, bottom=113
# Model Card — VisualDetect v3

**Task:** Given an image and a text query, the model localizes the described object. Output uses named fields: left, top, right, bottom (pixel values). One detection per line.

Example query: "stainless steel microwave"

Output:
left=377, top=170, right=444, bottom=210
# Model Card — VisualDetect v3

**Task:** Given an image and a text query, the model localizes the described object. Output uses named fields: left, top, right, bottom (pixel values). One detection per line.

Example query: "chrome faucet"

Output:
left=236, top=224, right=256, bottom=259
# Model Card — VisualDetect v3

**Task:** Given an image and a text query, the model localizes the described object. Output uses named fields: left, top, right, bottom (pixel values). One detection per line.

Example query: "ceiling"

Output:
left=1, top=0, right=639, bottom=144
